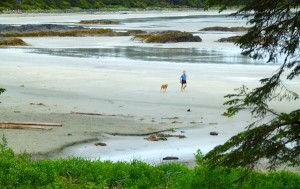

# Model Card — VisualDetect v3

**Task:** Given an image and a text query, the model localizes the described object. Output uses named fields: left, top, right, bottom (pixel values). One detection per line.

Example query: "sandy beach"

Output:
left=0, top=10, right=299, bottom=165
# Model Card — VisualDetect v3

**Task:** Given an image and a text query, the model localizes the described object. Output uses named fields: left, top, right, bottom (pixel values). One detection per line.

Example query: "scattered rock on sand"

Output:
left=163, top=156, right=179, bottom=160
left=161, top=117, right=179, bottom=120
left=95, top=142, right=107, bottom=146
left=171, top=120, right=182, bottom=124
left=144, top=134, right=167, bottom=141
left=210, top=132, right=218, bottom=136
left=144, top=133, right=186, bottom=141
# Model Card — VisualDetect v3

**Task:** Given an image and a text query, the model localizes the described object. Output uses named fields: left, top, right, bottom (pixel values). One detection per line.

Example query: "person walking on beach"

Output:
left=180, top=70, right=187, bottom=91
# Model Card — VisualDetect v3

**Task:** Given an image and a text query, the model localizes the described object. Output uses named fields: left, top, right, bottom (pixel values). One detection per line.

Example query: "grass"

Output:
left=0, top=37, right=28, bottom=46
left=0, top=136, right=300, bottom=188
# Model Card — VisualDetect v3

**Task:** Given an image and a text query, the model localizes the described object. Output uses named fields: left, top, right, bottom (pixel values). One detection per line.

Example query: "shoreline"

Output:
left=1, top=8, right=234, bottom=14
left=1, top=10, right=299, bottom=166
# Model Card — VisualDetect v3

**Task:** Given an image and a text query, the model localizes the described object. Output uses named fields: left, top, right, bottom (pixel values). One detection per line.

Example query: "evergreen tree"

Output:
left=0, top=88, right=5, bottom=104
left=203, top=0, right=300, bottom=170
left=0, top=0, right=19, bottom=9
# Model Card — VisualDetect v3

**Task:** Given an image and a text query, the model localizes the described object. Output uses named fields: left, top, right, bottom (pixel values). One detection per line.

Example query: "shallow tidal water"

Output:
left=26, top=46, right=263, bottom=65
left=13, top=11, right=268, bottom=66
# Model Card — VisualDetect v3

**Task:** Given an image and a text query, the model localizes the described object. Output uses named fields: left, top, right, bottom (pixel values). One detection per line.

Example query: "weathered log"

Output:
left=0, top=123, right=52, bottom=130
left=163, top=156, right=179, bottom=160
left=71, top=111, right=116, bottom=116
left=0, top=122, right=62, bottom=126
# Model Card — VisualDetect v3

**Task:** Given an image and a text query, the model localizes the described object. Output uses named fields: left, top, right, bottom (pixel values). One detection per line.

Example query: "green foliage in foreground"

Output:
left=0, top=137, right=300, bottom=189
left=0, top=88, right=5, bottom=104
left=203, top=0, right=300, bottom=170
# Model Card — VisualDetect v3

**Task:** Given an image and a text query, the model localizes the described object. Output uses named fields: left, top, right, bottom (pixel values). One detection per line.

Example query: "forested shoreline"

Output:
left=0, top=0, right=245, bottom=11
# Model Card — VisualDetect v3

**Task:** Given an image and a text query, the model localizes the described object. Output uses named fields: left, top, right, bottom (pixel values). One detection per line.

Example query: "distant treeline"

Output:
left=0, top=0, right=246, bottom=11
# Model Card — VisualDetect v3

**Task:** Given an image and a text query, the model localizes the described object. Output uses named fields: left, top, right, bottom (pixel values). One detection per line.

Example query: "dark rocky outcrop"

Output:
left=0, top=37, right=27, bottom=46
left=200, top=26, right=248, bottom=32
left=133, top=31, right=202, bottom=43
left=163, top=156, right=179, bottom=160
left=210, top=132, right=218, bottom=136
left=0, top=24, right=146, bottom=37
left=0, top=24, right=85, bottom=34
left=125, top=30, right=147, bottom=35
left=217, top=36, right=241, bottom=43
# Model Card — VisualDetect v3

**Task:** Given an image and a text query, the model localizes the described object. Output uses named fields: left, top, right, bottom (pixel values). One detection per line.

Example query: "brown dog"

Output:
left=160, top=84, right=168, bottom=92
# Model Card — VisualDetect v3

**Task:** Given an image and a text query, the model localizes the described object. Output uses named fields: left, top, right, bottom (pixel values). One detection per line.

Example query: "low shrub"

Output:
left=0, top=137, right=300, bottom=188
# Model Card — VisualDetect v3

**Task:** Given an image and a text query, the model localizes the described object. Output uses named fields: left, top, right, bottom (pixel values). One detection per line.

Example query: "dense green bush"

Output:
left=0, top=136, right=300, bottom=188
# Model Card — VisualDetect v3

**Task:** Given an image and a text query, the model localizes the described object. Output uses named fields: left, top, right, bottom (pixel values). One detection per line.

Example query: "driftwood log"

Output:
left=0, top=122, right=62, bottom=130
left=71, top=111, right=116, bottom=116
